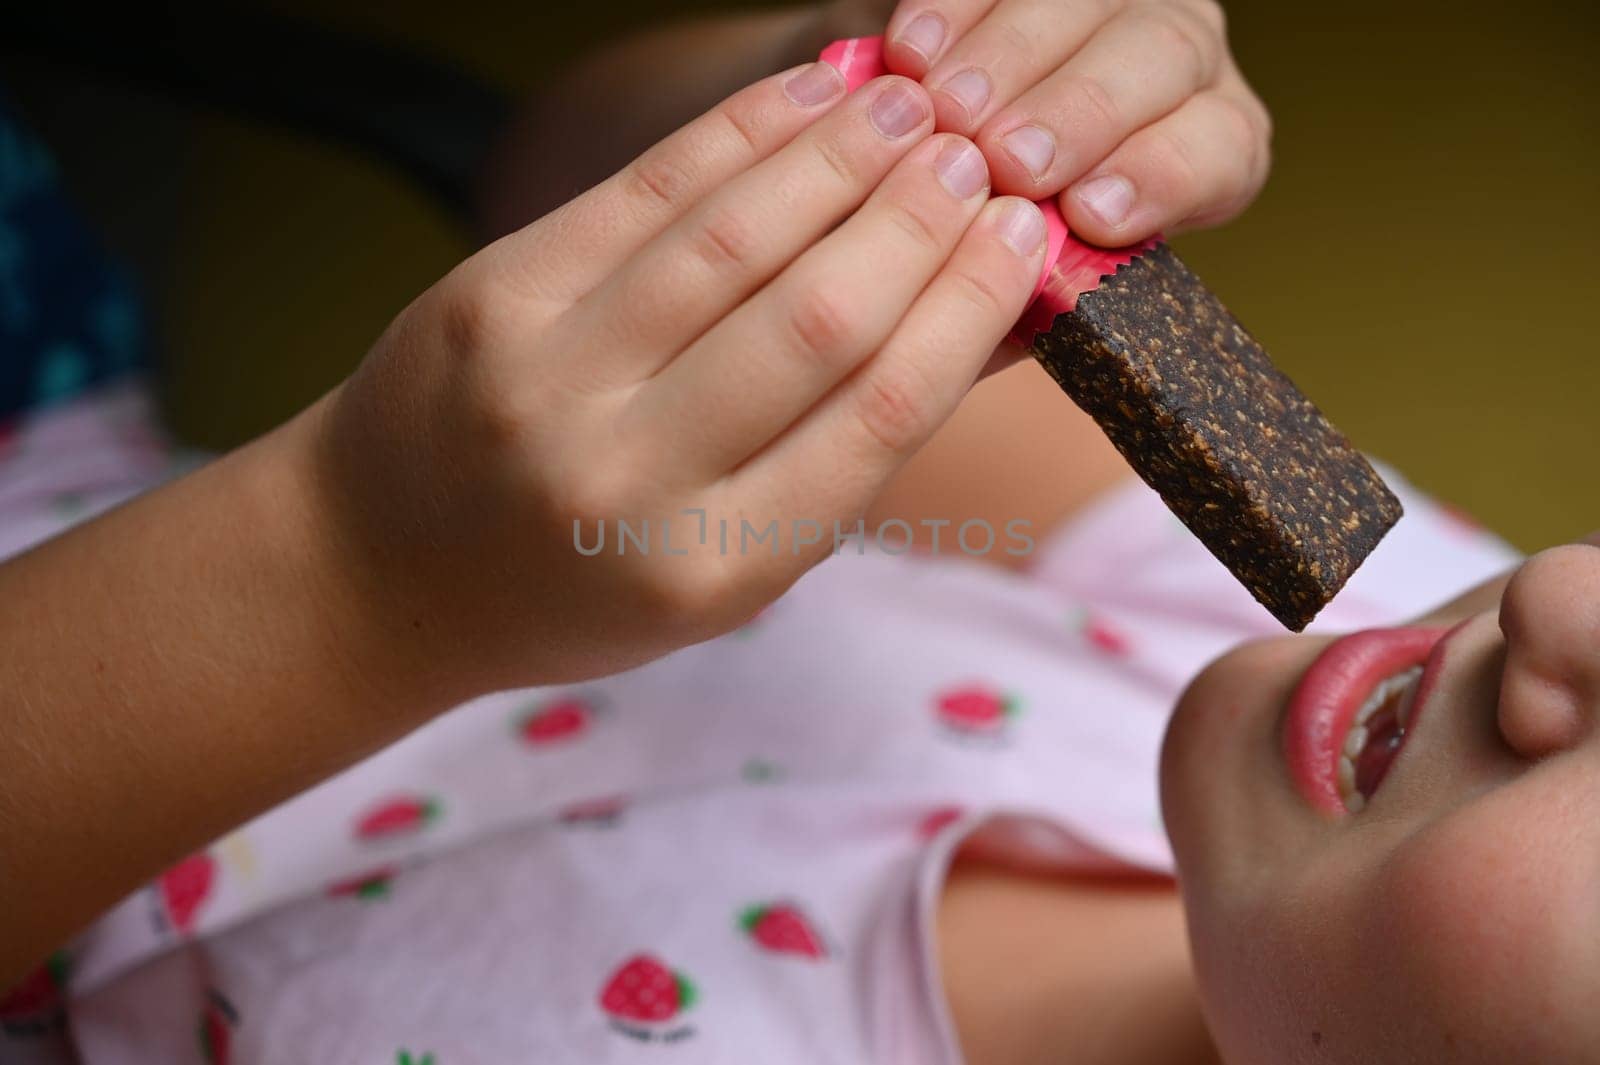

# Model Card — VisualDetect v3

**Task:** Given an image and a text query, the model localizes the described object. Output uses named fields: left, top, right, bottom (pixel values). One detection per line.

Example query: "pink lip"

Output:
left=1284, top=627, right=1450, bottom=815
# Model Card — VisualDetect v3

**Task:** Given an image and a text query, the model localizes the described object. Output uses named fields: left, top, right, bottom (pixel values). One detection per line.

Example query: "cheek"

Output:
left=1374, top=789, right=1600, bottom=1059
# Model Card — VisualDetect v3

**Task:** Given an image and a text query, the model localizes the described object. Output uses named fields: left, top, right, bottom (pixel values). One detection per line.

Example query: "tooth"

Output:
left=1344, top=724, right=1369, bottom=759
left=1338, top=755, right=1356, bottom=794
left=1345, top=792, right=1366, bottom=813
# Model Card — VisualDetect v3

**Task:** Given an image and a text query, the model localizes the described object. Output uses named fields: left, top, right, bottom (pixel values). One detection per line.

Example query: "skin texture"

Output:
left=810, top=0, right=1271, bottom=244
left=0, top=0, right=1266, bottom=1006
left=0, top=48, right=1050, bottom=986
left=482, top=0, right=1272, bottom=249
left=1160, top=534, right=1600, bottom=1063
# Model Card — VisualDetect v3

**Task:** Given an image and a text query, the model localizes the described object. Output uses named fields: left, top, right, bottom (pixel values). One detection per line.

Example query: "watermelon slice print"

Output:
left=935, top=685, right=1021, bottom=736
left=355, top=796, right=441, bottom=841
left=739, top=903, right=827, bottom=959
left=517, top=695, right=596, bottom=746
left=0, top=951, right=70, bottom=1036
left=159, top=852, right=216, bottom=935
left=599, top=954, right=697, bottom=1042
left=197, top=989, right=238, bottom=1065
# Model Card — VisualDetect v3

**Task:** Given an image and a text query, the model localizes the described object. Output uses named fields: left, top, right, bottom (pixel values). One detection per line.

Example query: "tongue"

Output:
left=1354, top=704, right=1405, bottom=798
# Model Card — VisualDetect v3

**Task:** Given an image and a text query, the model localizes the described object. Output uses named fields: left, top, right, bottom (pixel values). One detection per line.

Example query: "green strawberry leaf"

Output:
left=674, top=971, right=698, bottom=1012
left=738, top=904, right=769, bottom=932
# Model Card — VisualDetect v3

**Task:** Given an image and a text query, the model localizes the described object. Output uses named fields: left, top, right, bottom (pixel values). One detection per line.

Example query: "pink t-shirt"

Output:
left=0, top=381, right=1520, bottom=1064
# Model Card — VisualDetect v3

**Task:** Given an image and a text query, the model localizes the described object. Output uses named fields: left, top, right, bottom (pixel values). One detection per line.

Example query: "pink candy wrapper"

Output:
left=816, top=37, right=1159, bottom=348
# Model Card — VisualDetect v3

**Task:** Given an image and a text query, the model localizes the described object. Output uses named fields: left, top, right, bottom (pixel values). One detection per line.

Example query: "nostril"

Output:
left=1495, top=543, right=1600, bottom=758
left=1498, top=664, right=1586, bottom=759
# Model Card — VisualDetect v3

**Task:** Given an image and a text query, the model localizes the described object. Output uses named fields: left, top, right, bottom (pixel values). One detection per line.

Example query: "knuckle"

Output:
left=883, top=195, right=946, bottom=253
left=689, top=203, right=762, bottom=273
left=993, top=19, right=1039, bottom=65
left=785, top=284, right=860, bottom=365
left=813, top=129, right=864, bottom=189
left=552, top=461, right=633, bottom=530
left=1064, top=73, right=1123, bottom=132
left=1142, top=7, right=1216, bottom=84
left=713, top=98, right=765, bottom=157
left=1183, top=0, right=1227, bottom=37
left=434, top=271, right=515, bottom=357
left=853, top=366, right=936, bottom=455
left=946, top=267, right=1011, bottom=319
left=1146, top=125, right=1202, bottom=193
left=1214, top=98, right=1263, bottom=174
left=636, top=555, right=733, bottom=624
left=626, top=149, right=697, bottom=214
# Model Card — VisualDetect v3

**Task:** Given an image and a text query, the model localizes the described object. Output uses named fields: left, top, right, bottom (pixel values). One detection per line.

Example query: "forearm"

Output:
left=0, top=393, right=426, bottom=983
left=476, top=4, right=830, bottom=240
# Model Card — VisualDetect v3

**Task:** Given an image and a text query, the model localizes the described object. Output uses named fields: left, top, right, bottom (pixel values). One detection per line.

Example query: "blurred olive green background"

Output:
left=8, top=0, right=1597, bottom=550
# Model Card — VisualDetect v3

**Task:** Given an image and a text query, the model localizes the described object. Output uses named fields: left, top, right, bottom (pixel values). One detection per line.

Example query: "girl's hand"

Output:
left=312, top=65, right=1048, bottom=700
left=806, top=0, right=1272, bottom=246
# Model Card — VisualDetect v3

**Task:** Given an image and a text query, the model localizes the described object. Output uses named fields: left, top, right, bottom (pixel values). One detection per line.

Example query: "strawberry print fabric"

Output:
left=1, top=381, right=1521, bottom=1062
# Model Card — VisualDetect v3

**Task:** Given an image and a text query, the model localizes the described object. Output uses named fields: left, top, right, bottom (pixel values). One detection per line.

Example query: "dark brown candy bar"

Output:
left=1027, top=243, right=1401, bottom=630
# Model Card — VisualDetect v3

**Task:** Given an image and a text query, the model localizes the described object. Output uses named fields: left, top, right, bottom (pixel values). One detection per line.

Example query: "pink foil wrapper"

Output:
left=816, top=36, right=1159, bottom=348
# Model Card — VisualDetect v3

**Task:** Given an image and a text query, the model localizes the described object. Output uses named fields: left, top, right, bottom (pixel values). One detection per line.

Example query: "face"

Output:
left=1160, top=536, right=1600, bottom=1064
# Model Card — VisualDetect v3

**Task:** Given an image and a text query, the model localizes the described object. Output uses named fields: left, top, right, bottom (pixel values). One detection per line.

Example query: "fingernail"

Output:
left=784, top=62, right=844, bottom=107
left=997, top=200, right=1046, bottom=256
left=1000, top=125, right=1055, bottom=182
left=1074, top=174, right=1135, bottom=229
left=938, top=68, right=991, bottom=122
left=870, top=83, right=929, bottom=139
left=895, top=12, right=947, bottom=65
left=934, top=140, right=987, bottom=199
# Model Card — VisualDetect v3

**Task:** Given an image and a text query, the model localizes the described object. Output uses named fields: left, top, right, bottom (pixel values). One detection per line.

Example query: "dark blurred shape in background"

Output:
left=3, top=0, right=1596, bottom=550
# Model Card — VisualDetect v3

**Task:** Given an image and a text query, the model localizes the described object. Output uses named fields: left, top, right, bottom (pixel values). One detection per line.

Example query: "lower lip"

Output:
left=1284, top=627, right=1450, bottom=815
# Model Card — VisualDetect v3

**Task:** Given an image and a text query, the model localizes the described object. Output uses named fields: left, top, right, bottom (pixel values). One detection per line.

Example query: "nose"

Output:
left=1496, top=538, right=1600, bottom=759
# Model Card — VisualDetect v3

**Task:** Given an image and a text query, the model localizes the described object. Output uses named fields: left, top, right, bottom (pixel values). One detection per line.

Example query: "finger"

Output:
left=477, top=60, right=849, bottom=306
left=628, top=132, right=991, bottom=481
left=916, top=0, right=1123, bottom=135
left=974, top=3, right=1227, bottom=196
left=881, top=0, right=999, bottom=78
left=733, top=195, right=1047, bottom=535
left=1060, top=87, right=1270, bottom=245
left=560, top=76, right=936, bottom=385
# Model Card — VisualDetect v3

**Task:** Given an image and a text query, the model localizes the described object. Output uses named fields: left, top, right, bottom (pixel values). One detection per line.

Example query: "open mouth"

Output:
left=1336, top=665, right=1423, bottom=812
left=1284, top=628, right=1449, bottom=816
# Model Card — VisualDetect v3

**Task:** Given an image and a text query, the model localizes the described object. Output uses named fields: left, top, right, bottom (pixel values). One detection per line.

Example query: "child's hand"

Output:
left=311, top=65, right=1048, bottom=698
left=810, top=0, right=1271, bottom=246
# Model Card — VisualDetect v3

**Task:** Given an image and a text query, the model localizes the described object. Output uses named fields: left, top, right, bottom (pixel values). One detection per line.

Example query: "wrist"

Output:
left=274, top=388, right=467, bottom=724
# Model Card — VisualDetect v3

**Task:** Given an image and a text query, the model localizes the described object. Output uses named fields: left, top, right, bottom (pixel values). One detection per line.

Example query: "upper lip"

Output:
left=1283, top=626, right=1452, bottom=815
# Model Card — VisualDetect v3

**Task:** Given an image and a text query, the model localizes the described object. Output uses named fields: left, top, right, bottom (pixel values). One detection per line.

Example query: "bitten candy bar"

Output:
left=1026, top=244, right=1402, bottom=630
left=818, top=36, right=1402, bottom=630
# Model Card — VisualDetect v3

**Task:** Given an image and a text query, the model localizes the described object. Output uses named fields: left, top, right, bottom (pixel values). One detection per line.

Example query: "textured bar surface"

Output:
left=1028, top=243, right=1402, bottom=630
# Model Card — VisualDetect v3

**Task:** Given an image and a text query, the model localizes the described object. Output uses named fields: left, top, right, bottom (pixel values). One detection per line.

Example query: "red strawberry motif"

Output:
left=0, top=951, right=70, bottom=1033
left=1081, top=613, right=1133, bottom=657
left=355, top=796, right=441, bottom=841
left=518, top=696, right=593, bottom=745
left=197, top=989, right=238, bottom=1065
left=159, top=852, right=216, bottom=935
left=328, top=866, right=397, bottom=900
left=740, top=903, right=826, bottom=959
left=917, top=805, right=965, bottom=840
left=599, top=954, right=696, bottom=1025
left=935, top=685, right=1020, bottom=733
